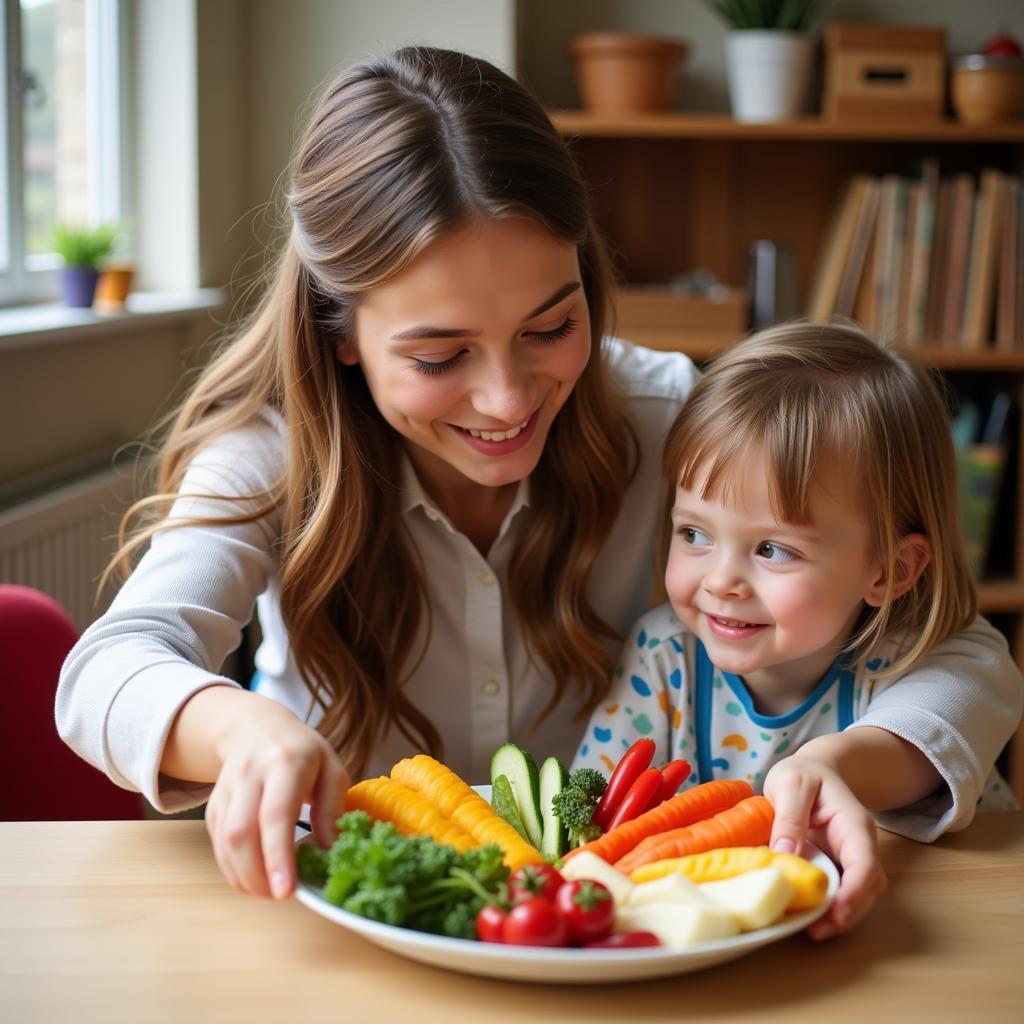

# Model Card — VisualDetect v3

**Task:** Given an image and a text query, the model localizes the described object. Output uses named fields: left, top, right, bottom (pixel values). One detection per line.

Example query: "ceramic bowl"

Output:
left=951, top=55, right=1024, bottom=124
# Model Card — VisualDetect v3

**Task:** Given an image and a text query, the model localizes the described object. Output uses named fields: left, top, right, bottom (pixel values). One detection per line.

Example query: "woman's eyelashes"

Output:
left=529, top=315, right=578, bottom=343
left=412, top=352, right=463, bottom=375
left=410, top=315, right=579, bottom=375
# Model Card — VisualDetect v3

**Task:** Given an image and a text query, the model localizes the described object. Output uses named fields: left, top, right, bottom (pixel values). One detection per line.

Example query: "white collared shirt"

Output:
left=57, top=338, right=700, bottom=810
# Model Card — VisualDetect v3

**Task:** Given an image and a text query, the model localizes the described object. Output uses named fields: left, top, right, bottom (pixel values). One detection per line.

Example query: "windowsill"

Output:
left=0, top=288, right=227, bottom=352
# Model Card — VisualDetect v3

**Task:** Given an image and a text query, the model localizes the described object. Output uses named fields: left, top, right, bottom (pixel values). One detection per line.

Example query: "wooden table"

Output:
left=2, top=814, right=1022, bottom=1023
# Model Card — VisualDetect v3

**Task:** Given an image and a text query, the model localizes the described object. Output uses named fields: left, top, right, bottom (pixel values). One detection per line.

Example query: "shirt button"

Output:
left=424, top=508, right=439, bottom=522
left=482, top=678, right=501, bottom=696
left=479, top=572, right=496, bottom=586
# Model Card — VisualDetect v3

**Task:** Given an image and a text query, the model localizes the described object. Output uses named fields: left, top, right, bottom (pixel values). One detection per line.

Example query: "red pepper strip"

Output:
left=605, top=766, right=663, bottom=831
left=592, top=737, right=656, bottom=831
left=645, top=758, right=692, bottom=812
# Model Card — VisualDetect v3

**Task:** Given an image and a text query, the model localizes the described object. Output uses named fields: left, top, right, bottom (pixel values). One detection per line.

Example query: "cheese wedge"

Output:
left=699, top=866, right=795, bottom=931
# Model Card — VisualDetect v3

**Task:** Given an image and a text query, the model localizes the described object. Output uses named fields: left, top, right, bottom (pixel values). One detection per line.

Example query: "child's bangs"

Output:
left=672, top=404, right=832, bottom=527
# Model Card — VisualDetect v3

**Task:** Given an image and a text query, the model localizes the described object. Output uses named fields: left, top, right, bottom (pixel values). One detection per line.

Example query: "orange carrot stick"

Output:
left=562, top=778, right=752, bottom=866
left=613, top=795, right=774, bottom=874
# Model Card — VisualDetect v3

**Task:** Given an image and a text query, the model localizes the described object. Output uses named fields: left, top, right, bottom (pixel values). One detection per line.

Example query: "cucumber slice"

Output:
left=490, top=743, right=544, bottom=848
left=538, top=755, right=570, bottom=859
left=491, top=774, right=530, bottom=842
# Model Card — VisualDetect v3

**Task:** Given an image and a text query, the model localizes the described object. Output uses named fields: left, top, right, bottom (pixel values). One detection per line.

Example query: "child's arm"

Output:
left=762, top=727, right=939, bottom=940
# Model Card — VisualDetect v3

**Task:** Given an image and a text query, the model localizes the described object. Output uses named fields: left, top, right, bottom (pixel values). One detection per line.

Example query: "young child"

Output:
left=573, top=320, right=1022, bottom=938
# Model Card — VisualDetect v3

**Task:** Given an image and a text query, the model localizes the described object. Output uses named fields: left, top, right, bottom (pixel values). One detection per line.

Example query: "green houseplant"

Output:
left=708, top=0, right=828, bottom=122
left=51, top=221, right=121, bottom=307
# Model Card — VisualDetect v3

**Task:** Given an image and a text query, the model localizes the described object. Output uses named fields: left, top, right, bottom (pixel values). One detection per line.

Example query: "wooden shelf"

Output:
left=616, top=325, right=1024, bottom=371
left=550, top=111, right=1024, bottom=143
left=977, top=581, right=1024, bottom=613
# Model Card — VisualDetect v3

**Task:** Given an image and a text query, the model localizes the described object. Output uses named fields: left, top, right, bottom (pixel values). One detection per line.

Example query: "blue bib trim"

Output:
left=694, top=640, right=856, bottom=782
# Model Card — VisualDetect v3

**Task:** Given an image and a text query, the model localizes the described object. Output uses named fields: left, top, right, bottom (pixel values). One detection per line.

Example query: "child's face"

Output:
left=341, top=216, right=591, bottom=496
left=665, top=448, right=885, bottom=702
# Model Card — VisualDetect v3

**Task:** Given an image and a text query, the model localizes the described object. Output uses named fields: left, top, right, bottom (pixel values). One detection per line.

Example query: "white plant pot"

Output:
left=726, top=30, right=813, bottom=123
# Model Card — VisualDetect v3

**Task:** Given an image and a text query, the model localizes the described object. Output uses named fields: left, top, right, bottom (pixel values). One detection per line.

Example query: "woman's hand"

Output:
left=762, top=755, right=887, bottom=940
left=203, top=694, right=349, bottom=900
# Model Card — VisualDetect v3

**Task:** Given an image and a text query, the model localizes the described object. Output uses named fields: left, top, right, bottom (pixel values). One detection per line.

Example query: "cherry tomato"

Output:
left=475, top=903, right=507, bottom=943
left=554, top=879, right=615, bottom=945
left=501, top=897, right=569, bottom=947
left=506, top=862, right=565, bottom=904
left=584, top=931, right=661, bottom=949
left=593, top=738, right=656, bottom=830
left=606, top=766, right=662, bottom=831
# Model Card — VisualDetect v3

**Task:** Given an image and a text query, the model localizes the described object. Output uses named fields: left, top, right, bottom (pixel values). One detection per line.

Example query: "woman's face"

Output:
left=341, top=217, right=591, bottom=494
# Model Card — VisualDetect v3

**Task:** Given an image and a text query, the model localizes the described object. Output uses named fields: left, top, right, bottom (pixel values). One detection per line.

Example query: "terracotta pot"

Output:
left=951, top=55, right=1024, bottom=125
left=570, top=32, right=687, bottom=114
left=94, top=265, right=135, bottom=311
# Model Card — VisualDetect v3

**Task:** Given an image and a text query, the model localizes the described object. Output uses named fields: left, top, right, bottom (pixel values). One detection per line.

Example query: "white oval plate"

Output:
left=293, top=785, right=838, bottom=984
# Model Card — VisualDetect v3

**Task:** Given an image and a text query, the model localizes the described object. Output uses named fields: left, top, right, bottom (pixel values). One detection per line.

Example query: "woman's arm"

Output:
left=165, top=684, right=348, bottom=899
left=56, top=419, right=284, bottom=811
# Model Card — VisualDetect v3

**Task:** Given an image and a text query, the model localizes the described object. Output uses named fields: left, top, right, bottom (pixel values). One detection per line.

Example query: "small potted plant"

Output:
left=51, top=222, right=121, bottom=308
left=708, top=0, right=827, bottom=122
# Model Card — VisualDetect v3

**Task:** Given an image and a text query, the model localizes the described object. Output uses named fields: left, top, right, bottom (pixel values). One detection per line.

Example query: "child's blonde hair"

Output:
left=663, top=319, right=977, bottom=677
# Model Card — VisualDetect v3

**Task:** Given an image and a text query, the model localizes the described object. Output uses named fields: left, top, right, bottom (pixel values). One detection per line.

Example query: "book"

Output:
left=835, top=177, right=881, bottom=319
left=807, top=175, right=871, bottom=321
left=924, top=177, right=954, bottom=343
left=904, top=159, right=939, bottom=344
left=897, top=181, right=921, bottom=340
left=1019, top=185, right=1024, bottom=349
left=995, top=175, right=1021, bottom=351
left=961, top=168, right=1005, bottom=349
left=877, top=176, right=908, bottom=338
left=939, top=174, right=977, bottom=346
left=957, top=392, right=1013, bottom=579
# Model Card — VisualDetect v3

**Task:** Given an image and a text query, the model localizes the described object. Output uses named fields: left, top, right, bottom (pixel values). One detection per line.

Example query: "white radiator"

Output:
left=0, top=468, right=133, bottom=631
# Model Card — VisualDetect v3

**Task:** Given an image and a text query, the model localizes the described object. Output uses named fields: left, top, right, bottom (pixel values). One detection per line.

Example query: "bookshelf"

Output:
left=550, top=112, right=1024, bottom=801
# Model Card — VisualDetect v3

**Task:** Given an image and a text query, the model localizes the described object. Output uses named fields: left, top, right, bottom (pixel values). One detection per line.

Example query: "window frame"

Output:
left=0, top=0, right=127, bottom=307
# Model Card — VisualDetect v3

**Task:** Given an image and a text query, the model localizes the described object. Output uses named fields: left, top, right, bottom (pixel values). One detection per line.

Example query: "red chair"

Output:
left=0, top=584, right=144, bottom=820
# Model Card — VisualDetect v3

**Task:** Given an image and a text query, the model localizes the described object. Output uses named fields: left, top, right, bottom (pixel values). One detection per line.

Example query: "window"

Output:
left=1, top=0, right=125, bottom=305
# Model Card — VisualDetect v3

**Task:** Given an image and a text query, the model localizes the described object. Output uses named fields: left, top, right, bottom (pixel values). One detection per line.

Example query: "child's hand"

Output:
left=762, top=756, right=887, bottom=940
left=204, top=696, right=349, bottom=900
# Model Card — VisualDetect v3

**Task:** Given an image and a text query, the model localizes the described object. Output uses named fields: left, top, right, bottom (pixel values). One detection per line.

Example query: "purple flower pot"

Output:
left=58, top=266, right=101, bottom=308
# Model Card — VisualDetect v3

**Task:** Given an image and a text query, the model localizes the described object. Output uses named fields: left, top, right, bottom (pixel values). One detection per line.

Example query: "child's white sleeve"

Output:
left=849, top=615, right=1024, bottom=841
left=570, top=604, right=686, bottom=774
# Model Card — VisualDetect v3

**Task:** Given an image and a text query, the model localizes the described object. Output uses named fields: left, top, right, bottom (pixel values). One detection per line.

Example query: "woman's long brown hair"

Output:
left=110, top=47, right=636, bottom=776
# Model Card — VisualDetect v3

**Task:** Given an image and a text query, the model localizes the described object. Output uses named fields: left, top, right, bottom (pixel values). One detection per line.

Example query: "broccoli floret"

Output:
left=550, top=768, right=607, bottom=849
left=568, top=767, right=607, bottom=802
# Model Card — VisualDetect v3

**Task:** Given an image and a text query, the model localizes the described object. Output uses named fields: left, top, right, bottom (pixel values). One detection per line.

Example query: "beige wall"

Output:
left=0, top=319, right=215, bottom=487
left=241, top=0, right=517, bottom=256
left=518, top=0, right=1024, bottom=110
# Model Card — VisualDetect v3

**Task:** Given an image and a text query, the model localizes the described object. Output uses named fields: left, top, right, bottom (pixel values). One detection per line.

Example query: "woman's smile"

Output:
left=450, top=408, right=540, bottom=455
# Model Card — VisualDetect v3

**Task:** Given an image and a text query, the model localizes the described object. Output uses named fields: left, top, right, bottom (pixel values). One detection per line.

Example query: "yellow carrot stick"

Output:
left=391, top=754, right=543, bottom=871
left=343, top=776, right=477, bottom=853
left=629, top=845, right=828, bottom=911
